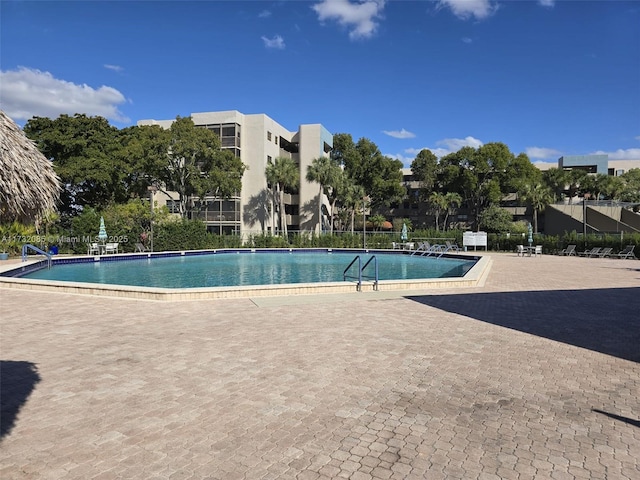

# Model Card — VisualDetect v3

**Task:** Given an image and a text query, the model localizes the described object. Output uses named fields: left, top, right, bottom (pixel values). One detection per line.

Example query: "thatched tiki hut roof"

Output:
left=0, top=110, right=61, bottom=222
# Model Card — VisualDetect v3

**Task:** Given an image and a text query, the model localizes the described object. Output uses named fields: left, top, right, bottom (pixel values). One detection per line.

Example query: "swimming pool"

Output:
left=0, top=249, right=489, bottom=300
left=18, top=250, right=474, bottom=287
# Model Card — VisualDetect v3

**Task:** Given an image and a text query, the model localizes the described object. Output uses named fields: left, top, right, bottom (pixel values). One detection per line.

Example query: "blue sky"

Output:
left=1, top=0, right=639, bottom=167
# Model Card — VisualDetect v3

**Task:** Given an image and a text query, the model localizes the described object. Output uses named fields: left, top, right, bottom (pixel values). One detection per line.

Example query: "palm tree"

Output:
left=369, top=214, right=386, bottom=231
left=428, top=192, right=448, bottom=231
left=520, top=182, right=553, bottom=233
left=265, top=156, right=299, bottom=236
left=306, top=156, right=340, bottom=234
left=443, top=192, right=462, bottom=230
left=326, top=171, right=347, bottom=234
left=340, top=181, right=365, bottom=234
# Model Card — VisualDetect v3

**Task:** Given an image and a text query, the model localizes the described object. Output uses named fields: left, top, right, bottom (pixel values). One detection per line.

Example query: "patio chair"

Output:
left=104, top=242, right=118, bottom=254
left=596, top=247, right=613, bottom=258
left=88, top=243, right=99, bottom=255
left=516, top=245, right=525, bottom=257
left=579, top=247, right=601, bottom=257
left=534, top=245, right=542, bottom=256
left=615, top=245, right=637, bottom=259
left=559, top=245, right=576, bottom=256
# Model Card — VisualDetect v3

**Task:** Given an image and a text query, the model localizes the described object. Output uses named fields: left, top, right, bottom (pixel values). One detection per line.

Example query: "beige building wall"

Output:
left=138, top=111, right=333, bottom=235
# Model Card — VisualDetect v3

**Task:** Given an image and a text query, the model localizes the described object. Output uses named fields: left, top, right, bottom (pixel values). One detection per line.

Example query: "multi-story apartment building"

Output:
left=392, top=155, right=640, bottom=232
left=138, top=111, right=333, bottom=237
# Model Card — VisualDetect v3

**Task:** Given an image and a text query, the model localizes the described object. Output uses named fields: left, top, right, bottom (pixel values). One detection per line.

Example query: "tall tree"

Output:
left=160, top=116, right=231, bottom=217
left=443, top=192, right=462, bottom=230
left=265, top=156, right=299, bottom=236
left=331, top=133, right=359, bottom=170
left=411, top=149, right=439, bottom=199
left=506, top=152, right=542, bottom=193
left=119, top=124, right=170, bottom=199
left=348, top=138, right=405, bottom=207
left=619, top=169, right=640, bottom=202
left=520, top=182, right=553, bottom=233
left=306, top=156, right=341, bottom=233
left=428, top=192, right=448, bottom=231
left=439, top=143, right=514, bottom=228
left=542, top=168, right=568, bottom=202
left=24, top=114, right=126, bottom=215
left=341, top=180, right=365, bottom=234
left=565, top=169, right=589, bottom=203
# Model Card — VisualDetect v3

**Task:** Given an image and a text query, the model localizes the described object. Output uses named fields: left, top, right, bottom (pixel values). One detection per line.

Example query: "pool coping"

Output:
left=0, top=248, right=492, bottom=301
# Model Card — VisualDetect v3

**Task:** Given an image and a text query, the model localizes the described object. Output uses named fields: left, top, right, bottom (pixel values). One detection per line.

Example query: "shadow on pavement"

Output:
left=592, top=409, right=640, bottom=428
left=407, top=287, right=640, bottom=363
left=1, top=360, right=41, bottom=439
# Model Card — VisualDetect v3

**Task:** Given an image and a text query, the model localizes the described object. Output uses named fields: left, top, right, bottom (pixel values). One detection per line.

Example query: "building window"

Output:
left=267, top=131, right=272, bottom=141
left=267, top=155, right=272, bottom=163
left=274, top=136, right=278, bottom=145
left=166, top=200, right=180, bottom=214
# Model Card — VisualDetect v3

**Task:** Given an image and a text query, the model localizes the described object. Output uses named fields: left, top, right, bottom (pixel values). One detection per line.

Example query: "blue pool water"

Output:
left=20, top=251, right=475, bottom=289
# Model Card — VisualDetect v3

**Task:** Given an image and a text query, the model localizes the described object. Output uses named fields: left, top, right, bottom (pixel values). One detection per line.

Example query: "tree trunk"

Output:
left=279, top=188, right=287, bottom=236
left=318, top=185, right=324, bottom=234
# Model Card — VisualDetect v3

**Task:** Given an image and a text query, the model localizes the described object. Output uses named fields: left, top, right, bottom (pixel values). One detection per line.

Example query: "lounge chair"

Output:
left=88, top=243, right=99, bottom=255
left=516, top=245, right=525, bottom=257
left=412, top=242, right=442, bottom=256
left=445, top=241, right=460, bottom=252
left=579, top=247, right=601, bottom=257
left=596, top=247, right=613, bottom=258
left=615, top=245, right=637, bottom=259
left=559, top=245, right=576, bottom=256
left=135, top=243, right=149, bottom=252
left=534, top=245, right=542, bottom=256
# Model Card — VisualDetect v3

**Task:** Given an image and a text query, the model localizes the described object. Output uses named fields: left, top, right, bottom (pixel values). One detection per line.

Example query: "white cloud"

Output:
left=526, top=147, right=562, bottom=160
left=386, top=136, right=484, bottom=167
left=383, top=128, right=415, bottom=139
left=590, top=148, right=640, bottom=160
left=436, top=0, right=498, bottom=21
left=262, top=35, right=285, bottom=49
left=104, top=64, right=123, bottom=73
left=538, top=0, right=555, bottom=7
left=312, top=0, right=386, bottom=40
left=0, top=66, right=129, bottom=123
left=635, top=135, right=640, bottom=141
left=462, top=37, right=473, bottom=44
left=258, top=10, right=272, bottom=18
left=436, top=136, right=484, bottom=152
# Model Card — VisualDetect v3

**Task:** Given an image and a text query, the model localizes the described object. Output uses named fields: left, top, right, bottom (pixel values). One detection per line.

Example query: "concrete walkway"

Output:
left=1, top=253, right=639, bottom=479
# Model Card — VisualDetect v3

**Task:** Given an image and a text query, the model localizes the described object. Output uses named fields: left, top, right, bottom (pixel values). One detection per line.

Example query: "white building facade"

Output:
left=138, top=111, right=333, bottom=237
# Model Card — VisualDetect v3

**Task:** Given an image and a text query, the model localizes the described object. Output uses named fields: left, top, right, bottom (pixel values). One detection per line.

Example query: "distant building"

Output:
left=138, top=111, right=333, bottom=236
left=559, top=154, right=609, bottom=174
left=533, top=156, right=640, bottom=175
left=396, top=154, right=640, bottom=233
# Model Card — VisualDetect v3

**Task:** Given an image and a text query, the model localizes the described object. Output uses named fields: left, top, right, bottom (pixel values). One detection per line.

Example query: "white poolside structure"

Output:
left=138, top=110, right=333, bottom=237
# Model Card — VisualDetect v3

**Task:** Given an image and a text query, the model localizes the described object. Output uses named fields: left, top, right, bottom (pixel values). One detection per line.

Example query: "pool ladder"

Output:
left=343, top=255, right=378, bottom=292
left=21, top=244, right=52, bottom=269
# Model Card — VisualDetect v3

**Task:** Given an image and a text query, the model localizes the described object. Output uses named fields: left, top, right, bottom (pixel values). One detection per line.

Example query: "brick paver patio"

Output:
left=1, top=253, right=638, bottom=479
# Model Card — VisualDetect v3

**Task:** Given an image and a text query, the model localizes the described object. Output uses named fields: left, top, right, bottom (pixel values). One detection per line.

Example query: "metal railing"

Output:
left=21, top=244, right=52, bottom=269
left=343, top=255, right=379, bottom=292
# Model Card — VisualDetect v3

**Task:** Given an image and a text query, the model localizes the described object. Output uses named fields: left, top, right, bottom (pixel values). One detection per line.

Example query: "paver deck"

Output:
left=1, top=253, right=638, bottom=479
